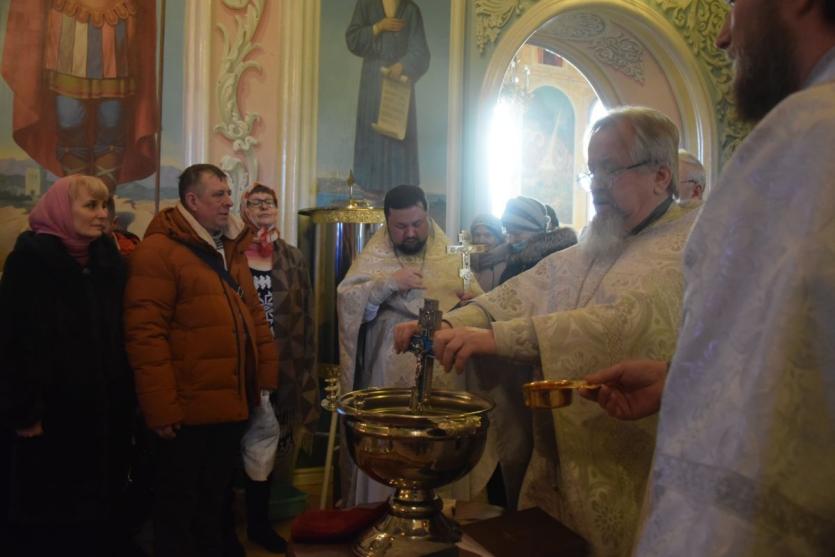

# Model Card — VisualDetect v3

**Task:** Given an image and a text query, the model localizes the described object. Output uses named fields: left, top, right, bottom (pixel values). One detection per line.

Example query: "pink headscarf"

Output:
left=28, top=176, right=97, bottom=267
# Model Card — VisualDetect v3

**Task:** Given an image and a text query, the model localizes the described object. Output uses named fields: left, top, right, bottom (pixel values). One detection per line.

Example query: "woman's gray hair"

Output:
left=591, top=106, right=680, bottom=196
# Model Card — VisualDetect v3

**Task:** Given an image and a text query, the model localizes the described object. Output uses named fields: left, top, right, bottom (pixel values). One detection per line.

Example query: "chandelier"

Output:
left=500, top=54, right=532, bottom=106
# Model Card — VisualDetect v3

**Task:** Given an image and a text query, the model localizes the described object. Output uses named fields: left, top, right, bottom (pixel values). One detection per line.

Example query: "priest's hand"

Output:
left=433, top=327, right=496, bottom=373
left=389, top=62, right=405, bottom=81
left=376, top=17, right=406, bottom=34
left=392, top=268, right=424, bottom=292
left=578, top=359, right=668, bottom=420
left=393, top=320, right=451, bottom=353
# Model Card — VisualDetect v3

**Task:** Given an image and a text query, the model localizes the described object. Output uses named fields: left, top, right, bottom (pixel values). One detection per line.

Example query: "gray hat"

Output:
left=502, top=196, right=547, bottom=232
left=470, top=213, right=504, bottom=242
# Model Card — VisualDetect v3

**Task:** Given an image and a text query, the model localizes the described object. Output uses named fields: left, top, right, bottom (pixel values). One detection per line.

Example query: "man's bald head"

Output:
left=678, top=149, right=706, bottom=201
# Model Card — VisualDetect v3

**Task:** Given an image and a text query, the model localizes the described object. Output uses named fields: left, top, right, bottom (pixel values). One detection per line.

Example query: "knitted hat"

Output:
left=502, top=196, right=547, bottom=232
left=470, top=213, right=504, bottom=243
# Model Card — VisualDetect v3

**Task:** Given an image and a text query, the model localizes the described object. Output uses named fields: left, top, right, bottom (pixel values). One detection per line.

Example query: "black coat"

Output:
left=0, top=232, right=134, bottom=524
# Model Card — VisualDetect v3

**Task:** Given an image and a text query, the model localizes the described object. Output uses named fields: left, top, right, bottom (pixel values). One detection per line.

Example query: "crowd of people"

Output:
left=345, top=3, right=835, bottom=556
left=1, top=2, right=834, bottom=557
left=0, top=166, right=315, bottom=557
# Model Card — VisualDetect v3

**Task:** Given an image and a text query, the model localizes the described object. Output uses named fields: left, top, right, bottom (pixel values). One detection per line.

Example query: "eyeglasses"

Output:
left=246, top=199, right=276, bottom=209
left=577, top=160, right=654, bottom=192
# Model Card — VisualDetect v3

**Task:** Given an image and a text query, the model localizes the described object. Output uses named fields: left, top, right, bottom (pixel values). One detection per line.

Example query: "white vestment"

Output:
left=336, top=221, right=485, bottom=505
left=636, top=48, right=835, bottom=557
left=445, top=203, right=698, bottom=556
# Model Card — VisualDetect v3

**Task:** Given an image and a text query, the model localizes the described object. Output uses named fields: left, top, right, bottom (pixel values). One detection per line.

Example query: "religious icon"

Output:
left=345, top=0, right=430, bottom=194
left=521, top=86, right=576, bottom=224
left=1, top=0, right=159, bottom=192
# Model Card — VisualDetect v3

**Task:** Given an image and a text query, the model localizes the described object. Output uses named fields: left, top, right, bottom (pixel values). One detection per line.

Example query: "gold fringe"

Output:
left=51, top=0, right=137, bottom=28
left=48, top=70, right=135, bottom=99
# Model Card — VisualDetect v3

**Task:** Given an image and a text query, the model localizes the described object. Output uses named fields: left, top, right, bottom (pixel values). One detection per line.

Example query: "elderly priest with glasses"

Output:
left=395, top=106, right=699, bottom=556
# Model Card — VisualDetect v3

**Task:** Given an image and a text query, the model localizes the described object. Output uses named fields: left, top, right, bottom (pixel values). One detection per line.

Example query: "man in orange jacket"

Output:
left=124, top=163, right=278, bottom=557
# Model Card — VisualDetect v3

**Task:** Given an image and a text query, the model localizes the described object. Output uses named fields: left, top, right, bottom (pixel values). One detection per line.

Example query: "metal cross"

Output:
left=408, top=298, right=443, bottom=412
left=446, top=230, right=487, bottom=293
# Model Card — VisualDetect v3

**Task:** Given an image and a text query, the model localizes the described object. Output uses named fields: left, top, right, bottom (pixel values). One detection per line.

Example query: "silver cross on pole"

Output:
left=446, top=230, right=487, bottom=293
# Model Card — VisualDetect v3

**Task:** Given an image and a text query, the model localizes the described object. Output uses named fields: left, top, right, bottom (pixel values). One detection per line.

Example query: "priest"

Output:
left=582, top=4, right=835, bottom=555
left=395, top=107, right=697, bottom=556
left=336, top=185, right=483, bottom=505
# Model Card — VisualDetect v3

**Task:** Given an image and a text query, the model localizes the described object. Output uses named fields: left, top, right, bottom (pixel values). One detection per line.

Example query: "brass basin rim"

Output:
left=337, top=388, right=494, bottom=424
left=345, top=418, right=487, bottom=440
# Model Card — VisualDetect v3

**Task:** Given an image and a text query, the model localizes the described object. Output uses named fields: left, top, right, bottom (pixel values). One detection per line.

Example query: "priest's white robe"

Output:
left=635, top=47, right=835, bottom=557
left=336, top=220, right=484, bottom=505
left=445, top=203, right=698, bottom=556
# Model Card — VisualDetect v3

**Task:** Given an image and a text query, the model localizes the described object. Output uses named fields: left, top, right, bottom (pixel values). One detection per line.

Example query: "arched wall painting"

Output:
left=521, top=86, right=575, bottom=225
left=0, top=0, right=185, bottom=270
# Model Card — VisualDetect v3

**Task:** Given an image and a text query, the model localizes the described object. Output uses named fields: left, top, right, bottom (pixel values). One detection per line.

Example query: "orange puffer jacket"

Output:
left=124, top=205, right=278, bottom=429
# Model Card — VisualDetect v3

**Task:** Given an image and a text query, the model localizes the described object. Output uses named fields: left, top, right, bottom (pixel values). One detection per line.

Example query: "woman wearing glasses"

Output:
left=232, top=184, right=317, bottom=553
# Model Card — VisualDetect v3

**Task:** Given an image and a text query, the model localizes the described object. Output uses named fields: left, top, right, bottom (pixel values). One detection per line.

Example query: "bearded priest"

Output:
left=336, top=185, right=483, bottom=506
left=395, top=107, right=698, bottom=556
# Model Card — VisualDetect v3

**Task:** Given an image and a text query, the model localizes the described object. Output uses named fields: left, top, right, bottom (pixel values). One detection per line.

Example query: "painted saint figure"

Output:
left=1, top=0, right=158, bottom=191
left=346, top=0, right=430, bottom=193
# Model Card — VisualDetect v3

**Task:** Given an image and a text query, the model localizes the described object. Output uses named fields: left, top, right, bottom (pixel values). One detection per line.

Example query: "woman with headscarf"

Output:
left=234, top=184, right=318, bottom=554
left=498, top=196, right=577, bottom=284
left=469, top=213, right=508, bottom=292
left=0, top=175, right=135, bottom=556
left=467, top=198, right=576, bottom=510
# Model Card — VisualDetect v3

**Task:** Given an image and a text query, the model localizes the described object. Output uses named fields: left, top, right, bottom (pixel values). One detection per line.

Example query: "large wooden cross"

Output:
left=446, top=230, right=487, bottom=293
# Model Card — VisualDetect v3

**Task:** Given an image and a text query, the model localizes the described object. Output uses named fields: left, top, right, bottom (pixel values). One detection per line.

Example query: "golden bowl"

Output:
left=522, top=379, right=600, bottom=409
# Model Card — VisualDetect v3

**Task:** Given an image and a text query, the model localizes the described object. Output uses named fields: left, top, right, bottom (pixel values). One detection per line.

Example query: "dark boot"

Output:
left=222, top=488, right=246, bottom=557
left=245, top=476, right=287, bottom=554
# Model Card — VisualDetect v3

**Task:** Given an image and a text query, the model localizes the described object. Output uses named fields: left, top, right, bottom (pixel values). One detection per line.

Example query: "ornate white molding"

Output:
left=648, top=0, right=748, bottom=164
left=475, top=0, right=538, bottom=54
left=276, top=0, right=320, bottom=244
left=545, top=13, right=645, bottom=85
left=184, top=0, right=213, bottom=166
left=214, top=0, right=264, bottom=210
left=591, top=32, right=645, bottom=84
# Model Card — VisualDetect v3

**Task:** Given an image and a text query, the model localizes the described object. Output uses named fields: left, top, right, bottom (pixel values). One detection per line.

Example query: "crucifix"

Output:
left=446, top=230, right=487, bottom=293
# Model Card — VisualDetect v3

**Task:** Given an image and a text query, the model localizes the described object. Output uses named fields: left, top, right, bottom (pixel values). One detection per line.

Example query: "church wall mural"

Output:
left=521, top=85, right=576, bottom=226
left=315, top=0, right=451, bottom=227
left=0, top=0, right=744, bottom=270
left=0, top=0, right=185, bottom=270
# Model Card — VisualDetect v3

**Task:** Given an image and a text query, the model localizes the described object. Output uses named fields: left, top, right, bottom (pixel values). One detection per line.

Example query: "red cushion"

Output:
left=290, top=502, right=389, bottom=543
